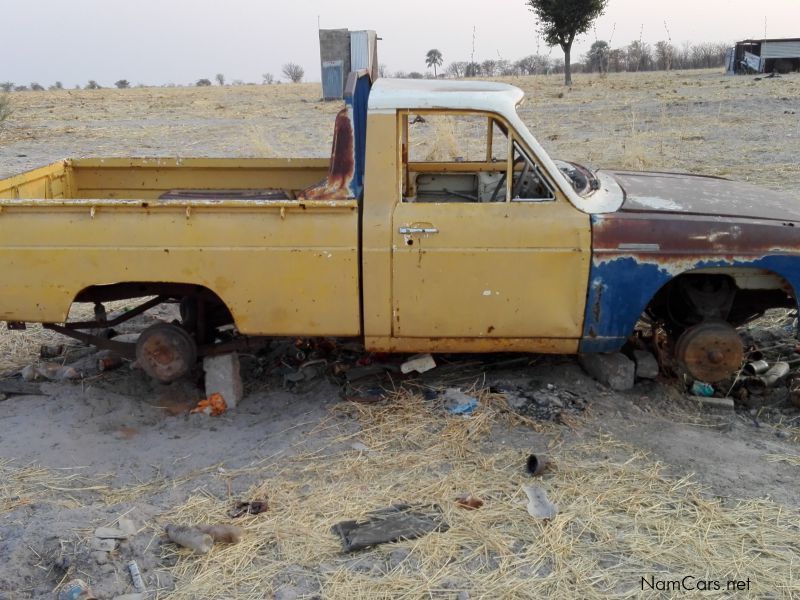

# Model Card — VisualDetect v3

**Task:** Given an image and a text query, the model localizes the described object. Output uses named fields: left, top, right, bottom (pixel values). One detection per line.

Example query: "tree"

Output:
left=425, top=49, right=443, bottom=77
left=30, top=82, right=45, bottom=91
left=86, top=80, right=101, bottom=89
left=515, top=54, right=550, bottom=75
left=378, top=64, right=390, bottom=78
left=464, top=62, right=482, bottom=77
left=215, top=73, right=225, bottom=86
left=586, top=40, right=609, bottom=73
left=408, top=72, right=424, bottom=79
left=496, top=59, right=516, bottom=76
left=653, top=41, right=672, bottom=71
left=525, top=0, right=609, bottom=85
left=262, top=73, right=274, bottom=84
left=481, top=59, right=498, bottom=77
left=49, top=81, right=64, bottom=90
left=282, top=63, right=304, bottom=83
left=196, top=78, right=212, bottom=86
left=446, top=61, right=467, bottom=78
left=0, top=82, right=12, bottom=93
left=115, top=80, right=130, bottom=89
left=626, top=40, right=652, bottom=72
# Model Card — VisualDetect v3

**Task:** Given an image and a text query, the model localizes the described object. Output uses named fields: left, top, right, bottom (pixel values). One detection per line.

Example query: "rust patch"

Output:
left=297, top=109, right=356, bottom=200
left=593, top=212, right=800, bottom=259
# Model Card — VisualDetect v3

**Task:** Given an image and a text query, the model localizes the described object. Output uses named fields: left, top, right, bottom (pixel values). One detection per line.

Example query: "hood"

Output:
left=605, top=170, right=800, bottom=222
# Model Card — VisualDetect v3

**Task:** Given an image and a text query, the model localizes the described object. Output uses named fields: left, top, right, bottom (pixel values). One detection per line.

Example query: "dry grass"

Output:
left=151, top=390, right=799, bottom=599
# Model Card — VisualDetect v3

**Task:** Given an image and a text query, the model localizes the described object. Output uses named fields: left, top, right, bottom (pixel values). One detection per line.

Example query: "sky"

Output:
left=2, top=0, right=799, bottom=87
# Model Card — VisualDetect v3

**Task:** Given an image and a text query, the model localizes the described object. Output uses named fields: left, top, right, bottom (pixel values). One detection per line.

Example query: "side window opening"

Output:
left=402, top=112, right=510, bottom=203
left=510, top=140, right=555, bottom=202
left=400, top=111, right=554, bottom=203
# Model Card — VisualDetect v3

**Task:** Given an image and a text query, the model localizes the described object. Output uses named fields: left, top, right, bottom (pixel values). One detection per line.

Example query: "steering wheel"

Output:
left=490, top=154, right=526, bottom=202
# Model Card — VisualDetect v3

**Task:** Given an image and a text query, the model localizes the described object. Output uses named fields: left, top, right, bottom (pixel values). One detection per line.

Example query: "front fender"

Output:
left=580, top=213, right=800, bottom=353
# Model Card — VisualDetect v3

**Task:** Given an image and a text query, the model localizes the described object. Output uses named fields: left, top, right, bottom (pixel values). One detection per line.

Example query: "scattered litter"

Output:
left=190, top=392, right=227, bottom=416
left=57, top=578, right=96, bottom=600
left=759, top=362, right=790, bottom=388
left=127, top=560, right=146, bottom=593
left=455, top=495, right=484, bottom=510
left=165, top=524, right=214, bottom=554
left=229, top=499, right=269, bottom=518
left=196, top=523, right=243, bottom=544
left=97, top=351, right=125, bottom=372
left=21, top=363, right=80, bottom=382
left=283, top=358, right=327, bottom=385
left=118, top=517, right=138, bottom=536
left=444, top=388, right=479, bottom=415
left=345, top=364, right=397, bottom=382
left=94, top=526, right=128, bottom=539
left=690, top=381, right=714, bottom=397
left=743, top=360, right=770, bottom=375
left=0, top=379, right=43, bottom=396
left=400, top=353, right=436, bottom=374
left=790, top=378, right=800, bottom=408
left=692, top=395, right=735, bottom=412
left=332, top=504, right=449, bottom=552
left=526, top=454, right=549, bottom=477
left=39, top=344, right=64, bottom=358
left=90, top=537, right=118, bottom=552
left=522, top=485, right=558, bottom=520
left=491, top=383, right=587, bottom=422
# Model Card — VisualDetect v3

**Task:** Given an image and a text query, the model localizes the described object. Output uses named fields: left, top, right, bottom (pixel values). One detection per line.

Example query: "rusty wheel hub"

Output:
left=675, top=320, right=744, bottom=383
left=135, top=322, right=197, bottom=383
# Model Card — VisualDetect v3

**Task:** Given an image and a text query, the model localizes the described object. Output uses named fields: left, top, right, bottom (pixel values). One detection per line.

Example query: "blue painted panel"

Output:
left=344, top=72, right=371, bottom=199
left=580, top=217, right=800, bottom=353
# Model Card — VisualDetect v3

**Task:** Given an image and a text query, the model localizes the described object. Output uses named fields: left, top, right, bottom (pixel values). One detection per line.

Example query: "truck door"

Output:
left=391, top=111, right=591, bottom=344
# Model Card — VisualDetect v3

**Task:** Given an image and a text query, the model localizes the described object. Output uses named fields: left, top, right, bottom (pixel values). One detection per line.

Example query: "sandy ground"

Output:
left=0, top=70, right=799, bottom=599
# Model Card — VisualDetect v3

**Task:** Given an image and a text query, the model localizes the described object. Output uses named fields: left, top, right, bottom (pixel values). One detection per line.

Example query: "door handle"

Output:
left=398, top=226, right=439, bottom=234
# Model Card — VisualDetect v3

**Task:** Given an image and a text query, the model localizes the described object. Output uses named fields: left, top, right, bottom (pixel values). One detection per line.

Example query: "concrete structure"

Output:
left=319, top=28, right=378, bottom=100
left=730, top=38, right=800, bottom=74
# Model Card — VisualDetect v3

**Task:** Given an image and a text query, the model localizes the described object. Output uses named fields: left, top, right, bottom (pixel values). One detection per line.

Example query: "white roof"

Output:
left=368, top=78, right=525, bottom=113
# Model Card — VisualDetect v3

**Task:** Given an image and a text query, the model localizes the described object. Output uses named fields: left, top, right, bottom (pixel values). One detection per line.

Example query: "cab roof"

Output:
left=368, top=78, right=525, bottom=114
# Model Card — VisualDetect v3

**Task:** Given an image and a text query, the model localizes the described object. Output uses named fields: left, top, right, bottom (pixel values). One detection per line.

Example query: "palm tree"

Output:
left=425, top=49, right=444, bottom=78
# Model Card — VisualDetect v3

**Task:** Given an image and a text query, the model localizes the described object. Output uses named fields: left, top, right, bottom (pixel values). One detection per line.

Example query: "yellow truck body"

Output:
left=0, top=76, right=622, bottom=365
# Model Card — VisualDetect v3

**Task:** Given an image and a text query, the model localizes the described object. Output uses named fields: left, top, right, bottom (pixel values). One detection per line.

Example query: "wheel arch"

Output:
left=67, top=280, right=238, bottom=329
left=580, top=261, right=798, bottom=353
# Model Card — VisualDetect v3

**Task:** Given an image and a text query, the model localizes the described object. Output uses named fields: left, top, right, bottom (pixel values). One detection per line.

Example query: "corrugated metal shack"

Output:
left=729, top=38, right=800, bottom=74
left=319, top=29, right=378, bottom=100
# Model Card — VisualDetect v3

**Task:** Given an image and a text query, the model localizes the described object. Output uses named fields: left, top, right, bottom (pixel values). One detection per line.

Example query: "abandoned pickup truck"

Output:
left=1, top=74, right=797, bottom=384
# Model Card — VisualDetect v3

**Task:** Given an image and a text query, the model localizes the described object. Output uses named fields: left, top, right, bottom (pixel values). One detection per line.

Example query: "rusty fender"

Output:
left=580, top=212, right=800, bottom=352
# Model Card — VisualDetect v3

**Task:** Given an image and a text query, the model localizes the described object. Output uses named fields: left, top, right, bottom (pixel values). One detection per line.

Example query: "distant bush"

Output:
left=0, top=93, right=12, bottom=128
left=30, top=82, right=45, bottom=91
left=14, top=85, right=28, bottom=92
left=0, top=82, right=13, bottom=92
left=281, top=63, right=304, bottom=83
left=262, top=73, right=274, bottom=85
left=408, top=72, right=424, bottom=79
left=115, top=80, right=130, bottom=89
left=215, top=73, right=225, bottom=86
left=49, top=81, right=64, bottom=90
left=196, top=78, right=212, bottom=87
left=86, top=80, right=101, bottom=90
